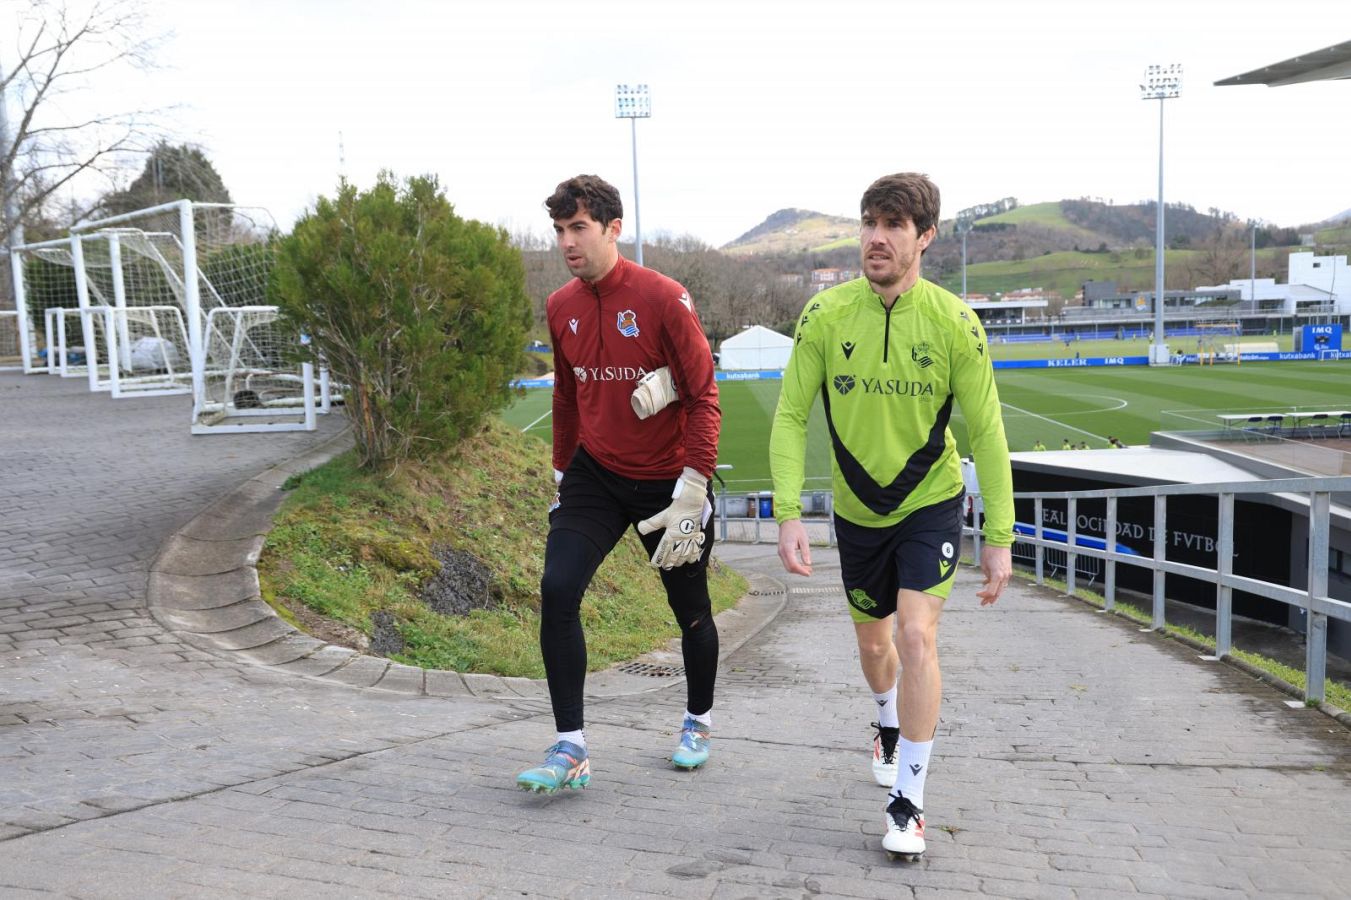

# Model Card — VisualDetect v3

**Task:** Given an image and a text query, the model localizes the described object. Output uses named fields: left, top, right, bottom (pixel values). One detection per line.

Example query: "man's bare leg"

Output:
left=895, top=589, right=944, bottom=745
left=854, top=615, right=897, bottom=692
left=883, top=588, right=945, bottom=858
left=856, top=615, right=901, bottom=785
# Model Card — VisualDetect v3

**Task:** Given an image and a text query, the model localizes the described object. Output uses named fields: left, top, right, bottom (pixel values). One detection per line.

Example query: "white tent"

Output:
left=718, top=325, right=793, bottom=371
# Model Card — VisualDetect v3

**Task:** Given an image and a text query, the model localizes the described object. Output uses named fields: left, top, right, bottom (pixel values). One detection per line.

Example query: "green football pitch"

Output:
left=500, top=359, right=1351, bottom=492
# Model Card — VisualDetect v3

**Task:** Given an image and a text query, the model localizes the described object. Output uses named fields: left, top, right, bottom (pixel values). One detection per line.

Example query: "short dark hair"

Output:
left=545, top=175, right=623, bottom=227
left=860, top=173, right=941, bottom=237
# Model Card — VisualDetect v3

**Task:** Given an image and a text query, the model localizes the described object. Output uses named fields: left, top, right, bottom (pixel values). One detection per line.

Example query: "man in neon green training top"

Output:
left=769, top=172, right=1013, bottom=860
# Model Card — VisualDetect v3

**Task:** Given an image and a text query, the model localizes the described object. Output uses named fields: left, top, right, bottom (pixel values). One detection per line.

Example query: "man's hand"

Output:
left=637, top=468, right=709, bottom=569
left=777, top=518, right=812, bottom=576
left=976, top=544, right=1011, bottom=606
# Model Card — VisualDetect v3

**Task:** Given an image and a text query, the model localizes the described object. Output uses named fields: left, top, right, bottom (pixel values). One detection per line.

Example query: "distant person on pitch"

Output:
left=769, top=172, right=1013, bottom=860
left=515, top=175, right=722, bottom=794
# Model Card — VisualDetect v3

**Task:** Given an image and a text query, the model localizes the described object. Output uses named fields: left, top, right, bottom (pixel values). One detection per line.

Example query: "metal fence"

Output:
left=1001, top=476, right=1351, bottom=704
left=713, top=472, right=1351, bottom=704
left=712, top=483, right=836, bottom=546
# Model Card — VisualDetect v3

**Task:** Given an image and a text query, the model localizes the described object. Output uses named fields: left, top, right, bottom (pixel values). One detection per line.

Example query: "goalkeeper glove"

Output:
left=637, top=468, right=711, bottom=569
left=549, top=468, right=563, bottom=513
left=631, top=366, right=679, bottom=419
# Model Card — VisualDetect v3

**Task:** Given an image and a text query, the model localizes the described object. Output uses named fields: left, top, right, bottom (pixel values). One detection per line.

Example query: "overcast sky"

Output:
left=33, top=0, right=1351, bottom=246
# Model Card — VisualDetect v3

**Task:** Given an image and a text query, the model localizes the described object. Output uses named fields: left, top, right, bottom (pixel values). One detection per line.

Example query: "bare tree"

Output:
left=1, top=0, right=167, bottom=259
left=1184, top=225, right=1249, bottom=287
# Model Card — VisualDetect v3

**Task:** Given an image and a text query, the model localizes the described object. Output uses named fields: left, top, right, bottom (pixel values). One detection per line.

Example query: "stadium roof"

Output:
left=1010, top=447, right=1263, bottom=486
left=1215, top=41, right=1351, bottom=87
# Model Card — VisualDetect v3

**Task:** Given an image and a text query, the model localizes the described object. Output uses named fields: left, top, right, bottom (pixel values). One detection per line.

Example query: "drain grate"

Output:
left=617, top=661, right=685, bottom=677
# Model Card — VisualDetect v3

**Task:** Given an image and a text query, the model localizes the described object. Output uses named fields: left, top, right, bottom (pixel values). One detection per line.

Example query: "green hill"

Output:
left=935, top=248, right=1179, bottom=297
left=720, top=198, right=1351, bottom=299
left=974, top=202, right=1109, bottom=246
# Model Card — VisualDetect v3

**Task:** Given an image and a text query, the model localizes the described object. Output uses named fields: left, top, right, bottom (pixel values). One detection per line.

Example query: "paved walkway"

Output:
left=2, top=372, right=1349, bottom=898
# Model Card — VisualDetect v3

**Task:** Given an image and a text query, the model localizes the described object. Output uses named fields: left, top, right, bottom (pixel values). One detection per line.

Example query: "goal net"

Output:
left=71, top=201, right=316, bottom=431
left=11, top=237, right=106, bottom=387
left=1196, top=322, right=1241, bottom=364
left=12, top=233, right=193, bottom=393
left=0, top=308, right=24, bottom=367
left=73, top=231, right=193, bottom=396
left=194, top=305, right=315, bottom=433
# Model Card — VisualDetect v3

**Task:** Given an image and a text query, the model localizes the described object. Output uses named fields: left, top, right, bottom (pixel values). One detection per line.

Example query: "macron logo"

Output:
left=909, top=764, right=923, bottom=776
left=569, top=318, right=578, bottom=334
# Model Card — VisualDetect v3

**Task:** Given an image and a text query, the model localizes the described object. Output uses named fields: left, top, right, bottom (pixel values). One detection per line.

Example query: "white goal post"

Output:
left=193, top=305, right=316, bottom=434
left=0, top=309, right=35, bottom=373
left=10, top=235, right=105, bottom=387
left=71, top=200, right=317, bottom=433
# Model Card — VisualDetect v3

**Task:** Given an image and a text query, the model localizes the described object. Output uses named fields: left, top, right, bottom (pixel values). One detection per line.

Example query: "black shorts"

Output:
left=550, top=446, right=714, bottom=568
left=836, top=492, right=964, bottom=623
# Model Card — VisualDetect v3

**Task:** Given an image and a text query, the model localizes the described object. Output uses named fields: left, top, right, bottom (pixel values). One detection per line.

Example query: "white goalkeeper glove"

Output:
left=637, top=467, right=711, bottom=569
left=631, top=366, right=679, bottom=420
left=549, top=468, right=563, bottom=513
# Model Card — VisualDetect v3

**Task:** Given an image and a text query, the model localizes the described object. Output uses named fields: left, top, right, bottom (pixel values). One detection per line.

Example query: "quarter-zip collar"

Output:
left=871, top=279, right=921, bottom=364
left=585, top=254, right=630, bottom=299
left=584, top=255, right=633, bottom=353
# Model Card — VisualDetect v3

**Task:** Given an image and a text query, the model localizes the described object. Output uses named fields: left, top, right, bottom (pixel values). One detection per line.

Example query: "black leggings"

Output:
left=539, top=450, right=719, bottom=733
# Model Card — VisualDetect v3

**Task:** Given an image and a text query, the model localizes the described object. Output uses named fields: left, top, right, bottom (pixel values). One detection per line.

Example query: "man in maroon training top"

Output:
left=515, top=174, right=723, bottom=794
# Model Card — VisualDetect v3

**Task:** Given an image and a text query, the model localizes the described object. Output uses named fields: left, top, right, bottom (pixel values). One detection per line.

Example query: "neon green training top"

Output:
left=769, top=277, right=1014, bottom=547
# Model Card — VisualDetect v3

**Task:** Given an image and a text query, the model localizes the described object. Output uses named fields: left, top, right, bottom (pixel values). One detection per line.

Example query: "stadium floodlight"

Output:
left=614, top=83, right=650, bottom=267
left=1250, top=222, right=1257, bottom=308
left=1140, top=63, right=1182, bottom=365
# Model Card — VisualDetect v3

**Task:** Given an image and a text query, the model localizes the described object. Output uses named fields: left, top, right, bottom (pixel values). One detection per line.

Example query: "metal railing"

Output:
left=1003, top=476, right=1351, bottom=703
left=711, top=465, right=837, bottom=545
left=728, top=469, right=1351, bottom=703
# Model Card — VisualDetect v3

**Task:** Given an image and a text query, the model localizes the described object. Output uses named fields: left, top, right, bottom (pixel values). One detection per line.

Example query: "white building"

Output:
left=718, top=325, right=793, bottom=370
left=1202, top=251, right=1348, bottom=315
left=1289, top=252, right=1350, bottom=313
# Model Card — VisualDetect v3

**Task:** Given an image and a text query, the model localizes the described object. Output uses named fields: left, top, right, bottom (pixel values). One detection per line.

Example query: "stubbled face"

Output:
left=554, top=202, right=621, bottom=283
left=860, top=208, right=934, bottom=292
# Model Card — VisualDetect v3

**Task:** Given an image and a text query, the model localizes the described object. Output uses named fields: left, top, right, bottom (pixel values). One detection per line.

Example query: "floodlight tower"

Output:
left=956, top=217, right=972, bottom=300
left=614, top=83, right=651, bottom=267
left=1140, top=64, right=1182, bottom=365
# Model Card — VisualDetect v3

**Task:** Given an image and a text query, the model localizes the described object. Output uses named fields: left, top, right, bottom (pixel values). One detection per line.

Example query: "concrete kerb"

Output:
left=145, top=426, right=790, bottom=704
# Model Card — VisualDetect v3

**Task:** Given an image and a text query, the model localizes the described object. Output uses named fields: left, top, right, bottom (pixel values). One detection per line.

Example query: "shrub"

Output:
left=272, top=173, right=531, bottom=469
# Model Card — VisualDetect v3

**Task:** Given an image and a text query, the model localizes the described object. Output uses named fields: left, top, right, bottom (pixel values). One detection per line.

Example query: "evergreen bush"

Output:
left=272, top=173, right=531, bottom=469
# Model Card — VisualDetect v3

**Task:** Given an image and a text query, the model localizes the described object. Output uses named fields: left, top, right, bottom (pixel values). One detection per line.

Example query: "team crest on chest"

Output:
left=616, top=310, right=640, bottom=338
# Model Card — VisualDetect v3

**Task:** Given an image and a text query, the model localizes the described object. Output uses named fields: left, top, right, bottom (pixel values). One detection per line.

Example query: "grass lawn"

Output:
left=502, top=358, right=1351, bottom=492
left=259, top=420, right=746, bottom=677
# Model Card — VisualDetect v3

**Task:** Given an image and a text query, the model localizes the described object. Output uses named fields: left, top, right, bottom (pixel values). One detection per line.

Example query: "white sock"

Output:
left=685, top=709, right=712, bottom=727
left=557, top=730, right=586, bottom=749
left=891, top=737, right=933, bottom=810
left=873, top=687, right=899, bottom=729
